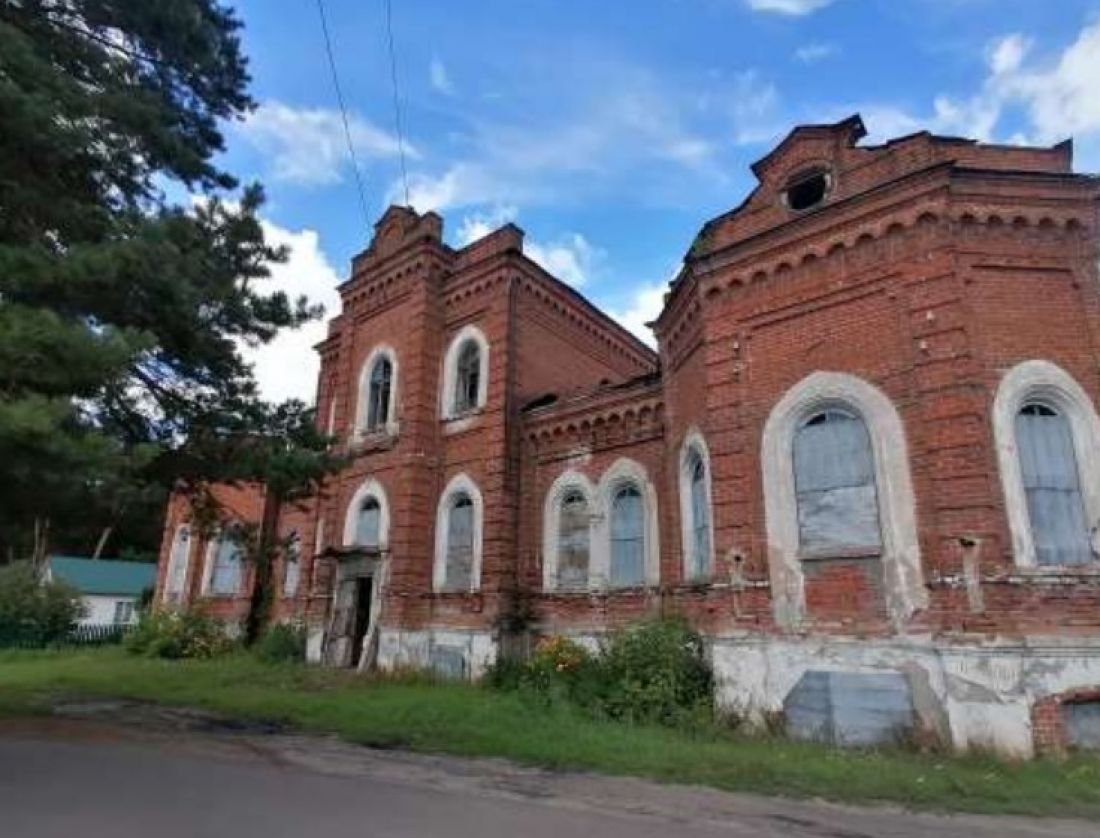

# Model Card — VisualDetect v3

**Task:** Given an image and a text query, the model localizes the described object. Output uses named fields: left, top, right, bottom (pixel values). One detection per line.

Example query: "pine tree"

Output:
left=0, top=0, right=339, bottom=623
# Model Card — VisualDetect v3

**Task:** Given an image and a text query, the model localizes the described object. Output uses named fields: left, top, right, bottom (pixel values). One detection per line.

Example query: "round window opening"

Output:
left=785, top=170, right=831, bottom=212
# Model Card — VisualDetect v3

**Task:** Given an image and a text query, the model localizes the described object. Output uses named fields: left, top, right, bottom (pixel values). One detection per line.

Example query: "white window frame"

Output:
left=678, top=430, right=715, bottom=582
left=433, top=473, right=484, bottom=592
left=992, top=360, right=1100, bottom=568
left=201, top=528, right=244, bottom=597
left=283, top=531, right=301, bottom=598
left=542, top=470, right=597, bottom=592
left=440, top=325, right=490, bottom=420
left=163, top=524, right=191, bottom=601
left=761, top=371, right=925, bottom=629
left=342, top=477, right=391, bottom=549
left=594, top=458, right=661, bottom=590
left=355, top=345, right=399, bottom=436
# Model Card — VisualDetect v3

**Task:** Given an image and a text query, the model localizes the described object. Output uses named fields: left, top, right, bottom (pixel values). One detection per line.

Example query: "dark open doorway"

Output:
left=348, top=576, right=373, bottom=668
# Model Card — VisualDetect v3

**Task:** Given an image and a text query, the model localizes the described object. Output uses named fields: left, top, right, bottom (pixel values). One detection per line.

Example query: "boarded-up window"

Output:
left=209, top=531, right=242, bottom=595
left=1016, top=403, right=1092, bottom=565
left=445, top=493, right=475, bottom=590
left=454, top=341, right=481, bottom=414
left=366, top=357, right=392, bottom=430
left=166, top=526, right=190, bottom=596
left=356, top=497, right=382, bottom=548
left=610, top=484, right=645, bottom=587
left=283, top=532, right=300, bottom=597
left=688, top=452, right=711, bottom=580
left=558, top=490, right=590, bottom=589
left=794, top=409, right=881, bottom=554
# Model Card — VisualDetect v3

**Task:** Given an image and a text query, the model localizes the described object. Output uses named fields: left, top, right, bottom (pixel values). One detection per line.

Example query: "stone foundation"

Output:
left=711, top=634, right=1100, bottom=757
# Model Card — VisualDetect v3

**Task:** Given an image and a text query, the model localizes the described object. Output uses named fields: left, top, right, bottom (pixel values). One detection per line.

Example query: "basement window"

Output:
left=785, top=170, right=831, bottom=212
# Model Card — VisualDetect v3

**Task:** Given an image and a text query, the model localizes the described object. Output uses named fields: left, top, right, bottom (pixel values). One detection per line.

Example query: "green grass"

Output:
left=1, top=648, right=1098, bottom=818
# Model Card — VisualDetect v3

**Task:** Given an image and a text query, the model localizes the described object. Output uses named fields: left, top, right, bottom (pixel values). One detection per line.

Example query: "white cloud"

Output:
left=606, top=283, right=666, bottom=347
left=794, top=43, right=838, bottom=64
left=844, top=22, right=1100, bottom=166
left=988, top=34, right=1031, bottom=76
left=430, top=57, right=455, bottom=95
left=454, top=205, right=515, bottom=245
left=526, top=234, right=598, bottom=287
left=238, top=100, right=416, bottom=187
left=746, top=0, right=833, bottom=16
left=241, top=219, right=341, bottom=404
left=455, top=205, right=597, bottom=287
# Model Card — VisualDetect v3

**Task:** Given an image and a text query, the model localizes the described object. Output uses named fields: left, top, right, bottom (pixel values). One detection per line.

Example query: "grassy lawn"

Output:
left=1, top=648, right=1099, bottom=818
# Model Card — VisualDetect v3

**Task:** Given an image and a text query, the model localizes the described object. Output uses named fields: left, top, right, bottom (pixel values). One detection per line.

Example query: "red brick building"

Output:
left=157, top=115, right=1100, bottom=756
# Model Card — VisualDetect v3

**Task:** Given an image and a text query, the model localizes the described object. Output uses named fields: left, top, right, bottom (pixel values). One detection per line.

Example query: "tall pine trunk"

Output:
left=244, top=488, right=282, bottom=645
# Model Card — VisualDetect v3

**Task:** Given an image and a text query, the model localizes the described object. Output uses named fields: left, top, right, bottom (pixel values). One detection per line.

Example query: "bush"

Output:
left=254, top=622, right=306, bottom=664
left=599, top=617, right=713, bottom=726
left=489, top=618, right=714, bottom=728
left=124, top=609, right=234, bottom=659
left=0, top=562, right=84, bottom=647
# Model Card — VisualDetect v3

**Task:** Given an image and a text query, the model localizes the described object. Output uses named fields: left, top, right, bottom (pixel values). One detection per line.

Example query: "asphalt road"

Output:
left=0, top=715, right=1094, bottom=838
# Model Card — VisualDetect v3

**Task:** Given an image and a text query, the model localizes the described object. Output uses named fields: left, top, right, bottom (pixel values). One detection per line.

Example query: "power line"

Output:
left=315, top=0, right=371, bottom=229
left=384, top=0, right=411, bottom=207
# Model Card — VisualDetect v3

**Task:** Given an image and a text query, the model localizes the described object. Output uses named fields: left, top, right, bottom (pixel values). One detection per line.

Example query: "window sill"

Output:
left=441, top=410, right=484, bottom=434
left=798, top=547, right=881, bottom=562
left=348, top=428, right=399, bottom=453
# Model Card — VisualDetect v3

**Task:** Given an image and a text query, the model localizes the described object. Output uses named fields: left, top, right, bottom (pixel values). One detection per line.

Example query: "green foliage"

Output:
left=0, top=2, right=341, bottom=564
left=599, top=618, right=714, bottom=726
left=0, top=561, right=84, bottom=646
left=124, top=609, right=234, bottom=660
left=253, top=622, right=307, bottom=664
left=490, top=618, right=714, bottom=728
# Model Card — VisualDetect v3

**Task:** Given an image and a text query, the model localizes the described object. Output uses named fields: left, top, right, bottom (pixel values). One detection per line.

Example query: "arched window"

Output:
left=433, top=473, right=484, bottom=592
left=207, top=530, right=243, bottom=596
left=558, top=490, right=590, bottom=589
left=442, top=326, right=489, bottom=419
left=366, top=357, right=393, bottom=431
left=356, top=497, right=382, bottom=548
left=610, top=484, right=645, bottom=587
left=1016, top=403, right=1091, bottom=565
left=444, top=493, right=475, bottom=590
left=761, top=371, right=925, bottom=628
left=793, top=408, right=881, bottom=553
left=454, top=341, right=480, bottom=415
left=687, top=452, right=711, bottom=579
left=283, top=531, right=301, bottom=597
left=165, top=525, right=191, bottom=599
left=993, top=360, right=1100, bottom=568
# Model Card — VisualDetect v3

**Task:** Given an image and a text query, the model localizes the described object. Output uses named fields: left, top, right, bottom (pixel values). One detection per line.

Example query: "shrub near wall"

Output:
left=0, top=562, right=84, bottom=647
left=124, top=610, right=234, bottom=659
left=490, top=618, right=714, bottom=728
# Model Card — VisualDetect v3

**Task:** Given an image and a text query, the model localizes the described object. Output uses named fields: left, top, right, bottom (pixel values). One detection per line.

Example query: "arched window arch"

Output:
left=993, top=360, right=1100, bottom=568
left=203, top=527, right=243, bottom=597
left=542, top=471, right=596, bottom=591
left=441, top=326, right=489, bottom=419
left=356, top=346, right=398, bottom=434
left=283, top=531, right=301, bottom=597
left=594, top=458, right=660, bottom=589
left=164, top=525, right=191, bottom=601
left=793, top=408, right=881, bottom=554
left=679, top=431, right=714, bottom=582
left=433, top=474, right=484, bottom=592
left=342, top=478, right=391, bottom=550
left=367, top=356, right=393, bottom=431
left=761, top=371, right=925, bottom=628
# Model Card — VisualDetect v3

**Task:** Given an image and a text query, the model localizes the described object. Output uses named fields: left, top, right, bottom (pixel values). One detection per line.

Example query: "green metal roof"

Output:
left=48, top=556, right=156, bottom=597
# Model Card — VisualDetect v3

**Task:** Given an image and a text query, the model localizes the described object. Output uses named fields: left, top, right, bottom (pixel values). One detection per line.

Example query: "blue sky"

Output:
left=223, top=0, right=1100, bottom=402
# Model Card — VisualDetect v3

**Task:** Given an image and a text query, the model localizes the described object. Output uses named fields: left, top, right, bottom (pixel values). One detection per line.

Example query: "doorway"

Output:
left=348, top=576, right=373, bottom=668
